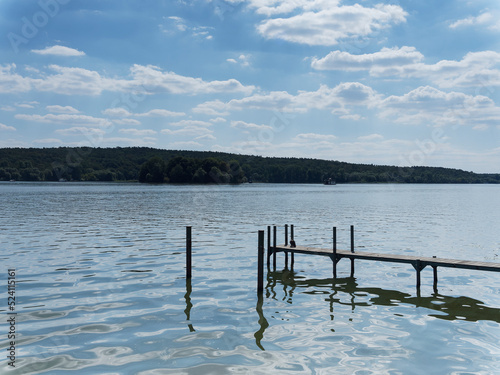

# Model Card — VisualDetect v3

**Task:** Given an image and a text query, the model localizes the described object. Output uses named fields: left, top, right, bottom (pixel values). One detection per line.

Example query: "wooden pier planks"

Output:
left=272, top=244, right=500, bottom=273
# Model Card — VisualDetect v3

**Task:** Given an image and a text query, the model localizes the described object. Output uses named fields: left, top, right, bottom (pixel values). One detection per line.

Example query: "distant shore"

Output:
left=1, top=147, right=499, bottom=184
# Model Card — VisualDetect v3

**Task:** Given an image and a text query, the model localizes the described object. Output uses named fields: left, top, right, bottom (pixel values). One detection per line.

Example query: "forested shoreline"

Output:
left=0, top=147, right=499, bottom=184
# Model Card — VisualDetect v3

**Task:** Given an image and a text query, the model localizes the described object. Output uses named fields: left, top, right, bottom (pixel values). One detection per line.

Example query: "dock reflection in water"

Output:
left=252, top=270, right=500, bottom=350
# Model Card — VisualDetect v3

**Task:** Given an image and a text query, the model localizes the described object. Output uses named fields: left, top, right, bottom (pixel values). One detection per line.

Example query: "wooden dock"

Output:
left=257, top=225, right=500, bottom=292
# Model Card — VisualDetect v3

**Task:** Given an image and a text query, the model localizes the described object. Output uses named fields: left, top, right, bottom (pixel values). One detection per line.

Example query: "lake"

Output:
left=0, top=182, right=499, bottom=374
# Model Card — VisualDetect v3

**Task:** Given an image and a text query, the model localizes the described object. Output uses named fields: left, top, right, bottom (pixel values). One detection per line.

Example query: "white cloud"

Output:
left=257, top=4, right=407, bottom=46
left=0, top=64, right=31, bottom=93
left=192, top=100, right=230, bottom=116
left=16, top=103, right=37, bottom=109
left=32, top=138, right=63, bottom=145
left=103, top=107, right=185, bottom=118
left=312, top=46, right=424, bottom=71
left=160, top=17, right=213, bottom=39
left=312, top=48, right=500, bottom=88
left=102, top=108, right=133, bottom=117
left=32, top=65, right=117, bottom=95
left=161, top=126, right=213, bottom=137
left=112, top=118, right=142, bottom=126
left=380, top=86, right=500, bottom=128
left=227, top=54, right=251, bottom=67
left=31, top=45, right=86, bottom=57
left=0, top=123, right=16, bottom=131
left=199, top=82, right=380, bottom=117
left=15, top=113, right=112, bottom=127
left=119, top=128, right=157, bottom=136
left=293, top=133, right=337, bottom=142
left=168, top=119, right=213, bottom=127
left=231, top=120, right=272, bottom=131
left=196, top=134, right=216, bottom=141
left=136, top=109, right=185, bottom=117
left=210, top=117, right=227, bottom=123
left=46, top=105, right=80, bottom=114
left=82, top=137, right=157, bottom=147
left=0, top=64, right=254, bottom=96
left=247, top=0, right=342, bottom=17
left=168, top=141, right=203, bottom=149
left=358, top=134, right=384, bottom=141
left=168, top=16, right=187, bottom=32
left=55, top=127, right=106, bottom=136
left=128, top=64, right=254, bottom=95
left=449, top=12, right=495, bottom=29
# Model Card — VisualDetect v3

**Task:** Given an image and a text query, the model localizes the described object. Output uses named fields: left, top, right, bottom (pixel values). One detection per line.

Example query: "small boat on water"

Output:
left=324, top=178, right=336, bottom=185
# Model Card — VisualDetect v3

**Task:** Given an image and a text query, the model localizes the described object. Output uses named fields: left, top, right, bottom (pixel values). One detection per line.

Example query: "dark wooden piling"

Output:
left=291, top=225, right=294, bottom=241
left=273, top=225, right=277, bottom=270
left=350, top=225, right=354, bottom=253
left=333, top=227, right=337, bottom=278
left=267, top=226, right=271, bottom=269
left=350, top=225, right=355, bottom=277
left=432, top=256, right=438, bottom=292
left=433, top=266, right=438, bottom=293
left=258, top=230, right=265, bottom=292
left=285, top=224, right=288, bottom=246
left=413, top=259, right=427, bottom=290
left=416, top=260, right=421, bottom=289
left=186, top=226, right=192, bottom=279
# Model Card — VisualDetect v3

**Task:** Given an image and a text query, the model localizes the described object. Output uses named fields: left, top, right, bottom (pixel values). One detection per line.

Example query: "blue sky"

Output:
left=1, top=0, right=499, bottom=172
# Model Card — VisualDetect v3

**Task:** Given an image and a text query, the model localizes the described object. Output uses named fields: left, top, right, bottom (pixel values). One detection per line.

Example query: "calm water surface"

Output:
left=0, top=182, right=499, bottom=374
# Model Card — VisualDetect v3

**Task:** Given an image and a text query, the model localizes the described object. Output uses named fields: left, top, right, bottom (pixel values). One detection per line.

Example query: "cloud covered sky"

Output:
left=1, top=0, right=499, bottom=172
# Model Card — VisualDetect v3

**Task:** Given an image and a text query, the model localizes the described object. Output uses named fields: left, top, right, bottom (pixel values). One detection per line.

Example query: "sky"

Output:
left=1, top=0, right=500, bottom=173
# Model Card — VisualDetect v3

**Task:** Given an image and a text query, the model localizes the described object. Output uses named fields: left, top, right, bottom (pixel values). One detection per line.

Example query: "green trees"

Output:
left=137, top=156, right=246, bottom=184
left=0, top=147, right=498, bottom=184
left=139, top=156, right=167, bottom=183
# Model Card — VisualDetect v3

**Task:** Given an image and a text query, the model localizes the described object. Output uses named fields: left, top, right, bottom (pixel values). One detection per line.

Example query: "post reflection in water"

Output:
left=252, top=269, right=500, bottom=350
left=184, top=278, right=195, bottom=332
left=254, top=293, right=269, bottom=350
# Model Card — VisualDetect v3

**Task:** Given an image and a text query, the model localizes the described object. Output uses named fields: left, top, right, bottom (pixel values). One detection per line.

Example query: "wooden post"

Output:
left=416, top=259, right=421, bottom=289
left=333, top=227, right=337, bottom=278
left=186, top=226, right=192, bottom=279
left=267, top=226, right=271, bottom=269
left=285, top=251, right=289, bottom=269
left=258, top=230, right=265, bottom=292
left=350, top=225, right=355, bottom=277
left=350, top=225, right=354, bottom=253
left=290, top=225, right=294, bottom=270
left=285, top=224, right=288, bottom=246
left=432, top=258, right=438, bottom=293
left=273, top=225, right=277, bottom=270
left=333, top=227, right=337, bottom=253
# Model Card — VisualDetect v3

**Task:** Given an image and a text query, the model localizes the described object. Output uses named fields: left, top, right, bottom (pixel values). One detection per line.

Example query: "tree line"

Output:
left=0, top=147, right=499, bottom=184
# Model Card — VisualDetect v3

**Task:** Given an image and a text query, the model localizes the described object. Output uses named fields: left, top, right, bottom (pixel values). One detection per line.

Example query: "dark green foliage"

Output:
left=139, top=156, right=167, bottom=183
left=0, top=147, right=499, bottom=184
